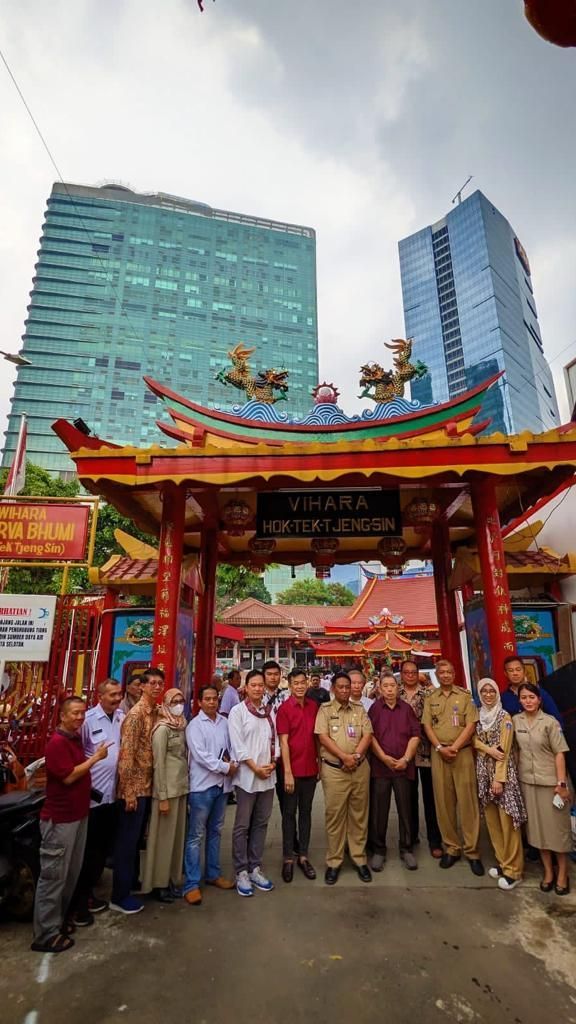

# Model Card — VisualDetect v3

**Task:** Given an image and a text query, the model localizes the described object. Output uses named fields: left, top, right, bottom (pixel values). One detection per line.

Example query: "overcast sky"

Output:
left=1, top=0, right=575, bottom=455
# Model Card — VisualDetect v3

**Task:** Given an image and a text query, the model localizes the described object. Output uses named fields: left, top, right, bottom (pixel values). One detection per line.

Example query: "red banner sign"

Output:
left=0, top=503, right=90, bottom=561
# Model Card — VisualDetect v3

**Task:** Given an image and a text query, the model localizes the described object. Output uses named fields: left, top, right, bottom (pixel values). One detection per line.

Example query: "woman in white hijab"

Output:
left=473, top=678, right=526, bottom=891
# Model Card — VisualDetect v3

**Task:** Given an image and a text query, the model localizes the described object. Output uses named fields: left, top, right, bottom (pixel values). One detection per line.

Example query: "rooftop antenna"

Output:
left=451, top=175, right=473, bottom=205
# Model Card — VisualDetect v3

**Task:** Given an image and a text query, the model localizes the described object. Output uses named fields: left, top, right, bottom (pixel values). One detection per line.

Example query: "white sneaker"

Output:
left=498, top=875, right=521, bottom=891
left=236, top=870, right=253, bottom=897
left=488, top=867, right=502, bottom=880
left=249, top=867, right=274, bottom=891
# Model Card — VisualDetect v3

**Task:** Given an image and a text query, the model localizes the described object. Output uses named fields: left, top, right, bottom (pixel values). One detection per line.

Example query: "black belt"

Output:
left=321, top=758, right=344, bottom=770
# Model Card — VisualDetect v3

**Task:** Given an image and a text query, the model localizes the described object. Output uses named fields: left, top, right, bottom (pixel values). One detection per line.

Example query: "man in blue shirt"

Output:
left=501, top=656, right=562, bottom=722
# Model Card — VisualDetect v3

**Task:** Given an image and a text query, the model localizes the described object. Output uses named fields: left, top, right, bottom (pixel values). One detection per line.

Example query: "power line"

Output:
left=0, top=46, right=145, bottom=354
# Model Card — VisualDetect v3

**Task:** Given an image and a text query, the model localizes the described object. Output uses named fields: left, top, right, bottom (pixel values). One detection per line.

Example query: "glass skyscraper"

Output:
left=2, top=182, right=319, bottom=474
left=398, top=190, right=559, bottom=435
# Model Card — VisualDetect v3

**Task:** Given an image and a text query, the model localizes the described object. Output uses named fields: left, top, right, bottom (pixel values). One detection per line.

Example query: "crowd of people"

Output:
left=30, top=654, right=573, bottom=954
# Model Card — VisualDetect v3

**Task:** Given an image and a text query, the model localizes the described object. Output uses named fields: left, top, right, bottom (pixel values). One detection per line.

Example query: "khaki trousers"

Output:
left=431, top=746, right=480, bottom=858
left=484, top=802, right=524, bottom=880
left=321, top=760, right=370, bottom=868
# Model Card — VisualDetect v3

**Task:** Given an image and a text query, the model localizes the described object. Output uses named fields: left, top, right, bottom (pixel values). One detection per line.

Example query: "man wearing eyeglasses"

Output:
left=111, top=668, right=164, bottom=914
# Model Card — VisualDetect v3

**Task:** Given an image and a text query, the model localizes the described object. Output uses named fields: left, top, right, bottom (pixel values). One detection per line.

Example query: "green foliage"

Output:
left=216, top=564, right=271, bottom=615
left=0, top=461, right=156, bottom=596
left=275, top=578, right=356, bottom=606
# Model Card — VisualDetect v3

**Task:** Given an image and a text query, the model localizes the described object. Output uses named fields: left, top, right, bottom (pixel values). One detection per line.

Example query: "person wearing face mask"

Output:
left=473, top=679, right=526, bottom=891
left=141, top=688, right=189, bottom=903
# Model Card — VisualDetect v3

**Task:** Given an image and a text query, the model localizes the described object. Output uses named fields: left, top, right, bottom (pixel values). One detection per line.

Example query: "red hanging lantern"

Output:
left=377, top=536, right=406, bottom=577
left=403, top=497, right=440, bottom=533
left=311, top=537, right=339, bottom=579
left=524, top=1, right=576, bottom=47
left=222, top=499, right=252, bottom=536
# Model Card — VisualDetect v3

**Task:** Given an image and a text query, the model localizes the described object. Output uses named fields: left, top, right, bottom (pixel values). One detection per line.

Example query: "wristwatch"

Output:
left=557, top=780, right=567, bottom=788
left=435, top=743, right=443, bottom=752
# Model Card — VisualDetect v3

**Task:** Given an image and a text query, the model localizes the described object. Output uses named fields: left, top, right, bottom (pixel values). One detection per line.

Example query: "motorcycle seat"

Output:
left=0, top=790, right=45, bottom=819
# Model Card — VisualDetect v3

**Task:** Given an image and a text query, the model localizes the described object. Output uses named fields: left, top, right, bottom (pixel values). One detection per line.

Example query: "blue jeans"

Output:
left=183, top=786, right=228, bottom=892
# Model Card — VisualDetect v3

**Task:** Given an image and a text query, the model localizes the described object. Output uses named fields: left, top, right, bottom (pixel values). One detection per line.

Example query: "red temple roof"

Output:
left=325, top=576, right=440, bottom=633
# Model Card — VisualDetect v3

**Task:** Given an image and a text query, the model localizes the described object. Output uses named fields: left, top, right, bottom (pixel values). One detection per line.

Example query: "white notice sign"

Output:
left=0, top=595, right=57, bottom=661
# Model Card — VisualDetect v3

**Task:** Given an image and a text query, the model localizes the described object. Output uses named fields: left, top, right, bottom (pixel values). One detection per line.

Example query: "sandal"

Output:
left=30, top=933, right=75, bottom=954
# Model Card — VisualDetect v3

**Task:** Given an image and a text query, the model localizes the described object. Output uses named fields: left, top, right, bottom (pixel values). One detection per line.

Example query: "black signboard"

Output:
left=255, top=490, right=401, bottom=539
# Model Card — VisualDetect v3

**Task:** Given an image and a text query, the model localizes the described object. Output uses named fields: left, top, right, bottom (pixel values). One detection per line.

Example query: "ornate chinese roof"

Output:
left=325, top=576, right=441, bottom=633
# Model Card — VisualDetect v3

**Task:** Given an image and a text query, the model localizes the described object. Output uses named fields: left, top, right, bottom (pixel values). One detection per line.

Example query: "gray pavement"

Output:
left=1, top=793, right=575, bottom=1024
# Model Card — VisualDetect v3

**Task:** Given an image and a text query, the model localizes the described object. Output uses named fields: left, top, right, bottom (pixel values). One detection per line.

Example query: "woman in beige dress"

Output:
left=514, top=683, right=571, bottom=895
left=141, top=688, right=189, bottom=902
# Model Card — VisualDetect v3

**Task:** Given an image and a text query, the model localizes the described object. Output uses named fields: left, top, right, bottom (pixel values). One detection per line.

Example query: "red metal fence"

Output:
left=0, top=594, right=104, bottom=763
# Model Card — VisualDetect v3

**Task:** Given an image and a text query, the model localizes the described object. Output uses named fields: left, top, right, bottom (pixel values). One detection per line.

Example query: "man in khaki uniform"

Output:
left=315, top=672, right=373, bottom=885
left=422, top=659, right=484, bottom=876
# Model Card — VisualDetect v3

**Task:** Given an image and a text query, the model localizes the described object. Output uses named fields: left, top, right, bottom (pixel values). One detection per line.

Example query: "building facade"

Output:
left=3, top=182, right=319, bottom=474
left=398, top=190, right=559, bottom=435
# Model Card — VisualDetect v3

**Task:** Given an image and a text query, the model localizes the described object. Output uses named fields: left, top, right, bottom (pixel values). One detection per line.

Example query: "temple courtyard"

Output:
left=1, top=798, right=575, bottom=1024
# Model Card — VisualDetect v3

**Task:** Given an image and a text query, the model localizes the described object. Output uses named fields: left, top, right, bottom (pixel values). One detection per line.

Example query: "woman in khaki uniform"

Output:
left=141, top=688, right=189, bottom=902
left=514, top=683, right=571, bottom=896
left=473, top=679, right=526, bottom=891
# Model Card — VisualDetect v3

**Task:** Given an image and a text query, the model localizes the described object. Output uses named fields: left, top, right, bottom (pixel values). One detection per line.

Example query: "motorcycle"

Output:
left=0, top=757, right=44, bottom=921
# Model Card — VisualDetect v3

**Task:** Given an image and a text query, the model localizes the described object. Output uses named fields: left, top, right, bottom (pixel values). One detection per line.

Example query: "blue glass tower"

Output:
left=398, top=190, right=559, bottom=435
left=2, top=183, right=319, bottom=474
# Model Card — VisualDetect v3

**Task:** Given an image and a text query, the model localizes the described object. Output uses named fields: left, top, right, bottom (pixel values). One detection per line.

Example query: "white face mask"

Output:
left=170, top=703, right=185, bottom=717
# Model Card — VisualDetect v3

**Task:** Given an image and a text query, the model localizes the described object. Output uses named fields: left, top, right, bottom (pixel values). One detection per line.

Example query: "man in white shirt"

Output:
left=183, top=685, right=237, bottom=906
left=228, top=669, right=278, bottom=897
left=350, top=670, right=374, bottom=713
left=70, top=678, right=124, bottom=924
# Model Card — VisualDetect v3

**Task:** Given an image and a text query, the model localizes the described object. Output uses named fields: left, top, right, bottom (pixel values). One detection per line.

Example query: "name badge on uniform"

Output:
left=452, top=705, right=460, bottom=728
left=347, top=724, right=357, bottom=739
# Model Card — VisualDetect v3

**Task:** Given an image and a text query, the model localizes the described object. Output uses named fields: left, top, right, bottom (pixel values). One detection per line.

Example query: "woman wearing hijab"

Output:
left=141, top=688, right=189, bottom=902
left=514, top=683, right=572, bottom=896
left=473, top=678, right=526, bottom=891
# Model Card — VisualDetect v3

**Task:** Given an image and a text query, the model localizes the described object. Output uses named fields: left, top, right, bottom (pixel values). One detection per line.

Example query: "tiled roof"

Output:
left=240, top=625, right=301, bottom=639
left=221, top=599, right=351, bottom=633
left=97, top=556, right=158, bottom=582
left=274, top=605, right=350, bottom=632
left=325, top=576, right=439, bottom=632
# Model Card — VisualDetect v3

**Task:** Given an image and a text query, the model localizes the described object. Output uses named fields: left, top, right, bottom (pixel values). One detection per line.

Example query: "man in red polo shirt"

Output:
left=368, top=671, right=421, bottom=872
left=276, top=669, right=320, bottom=883
left=31, top=697, right=110, bottom=953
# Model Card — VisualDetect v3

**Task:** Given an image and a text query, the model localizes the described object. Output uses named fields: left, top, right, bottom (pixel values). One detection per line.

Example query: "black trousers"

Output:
left=410, top=765, right=442, bottom=849
left=276, top=760, right=299, bottom=853
left=112, top=796, right=150, bottom=903
left=281, top=776, right=317, bottom=858
left=369, top=776, right=413, bottom=855
left=71, top=801, right=119, bottom=915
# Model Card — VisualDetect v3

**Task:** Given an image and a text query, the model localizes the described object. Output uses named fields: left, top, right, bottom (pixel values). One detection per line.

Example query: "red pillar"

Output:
left=431, top=518, right=466, bottom=686
left=194, top=527, right=218, bottom=703
left=151, top=484, right=186, bottom=687
left=471, top=479, right=516, bottom=688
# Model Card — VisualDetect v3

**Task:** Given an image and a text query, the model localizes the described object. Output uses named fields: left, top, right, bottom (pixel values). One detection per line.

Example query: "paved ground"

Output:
left=2, top=796, right=576, bottom=1024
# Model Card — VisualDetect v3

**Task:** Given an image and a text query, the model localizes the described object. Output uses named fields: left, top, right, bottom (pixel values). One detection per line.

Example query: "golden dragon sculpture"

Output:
left=215, top=343, right=289, bottom=404
left=359, top=339, right=428, bottom=403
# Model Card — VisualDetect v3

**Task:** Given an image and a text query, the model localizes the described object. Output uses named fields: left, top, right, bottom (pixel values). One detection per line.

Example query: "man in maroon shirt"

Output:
left=368, top=671, right=421, bottom=872
left=31, top=697, right=110, bottom=953
left=276, top=669, right=320, bottom=883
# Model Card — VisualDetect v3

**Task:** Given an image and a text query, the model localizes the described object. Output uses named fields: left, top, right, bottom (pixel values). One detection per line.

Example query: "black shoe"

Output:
left=169, top=884, right=183, bottom=899
left=439, top=853, right=461, bottom=869
left=72, top=911, right=95, bottom=928
left=297, top=858, right=317, bottom=880
left=539, top=878, right=555, bottom=892
left=88, top=897, right=109, bottom=914
left=554, top=879, right=570, bottom=897
left=154, top=887, right=174, bottom=903
left=325, top=867, right=340, bottom=885
left=355, top=864, right=372, bottom=883
left=282, top=861, right=294, bottom=883
left=468, top=859, right=485, bottom=877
